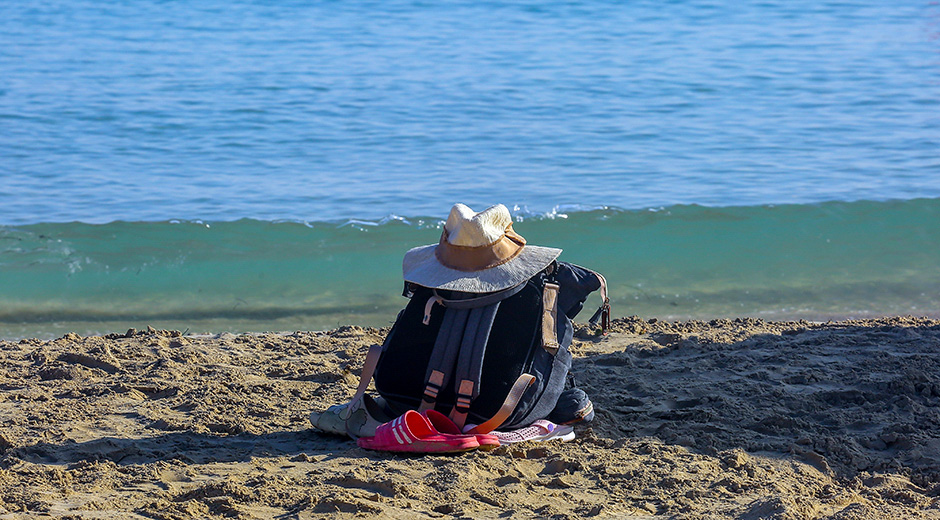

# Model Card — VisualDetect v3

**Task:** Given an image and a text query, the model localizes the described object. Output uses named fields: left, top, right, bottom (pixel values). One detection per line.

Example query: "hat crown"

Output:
left=444, top=203, right=512, bottom=247
left=402, top=202, right=562, bottom=292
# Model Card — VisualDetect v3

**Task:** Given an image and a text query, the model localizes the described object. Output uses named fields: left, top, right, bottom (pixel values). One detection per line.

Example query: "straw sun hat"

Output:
left=402, top=203, right=562, bottom=293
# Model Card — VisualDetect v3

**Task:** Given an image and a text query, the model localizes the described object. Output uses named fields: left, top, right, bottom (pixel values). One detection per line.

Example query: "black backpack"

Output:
left=372, top=261, right=607, bottom=433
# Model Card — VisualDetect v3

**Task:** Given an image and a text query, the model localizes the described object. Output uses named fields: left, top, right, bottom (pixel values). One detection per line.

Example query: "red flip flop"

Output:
left=422, top=410, right=500, bottom=450
left=357, top=410, right=480, bottom=453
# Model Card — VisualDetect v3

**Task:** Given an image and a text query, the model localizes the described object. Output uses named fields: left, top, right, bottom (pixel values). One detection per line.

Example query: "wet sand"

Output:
left=1, top=316, right=939, bottom=519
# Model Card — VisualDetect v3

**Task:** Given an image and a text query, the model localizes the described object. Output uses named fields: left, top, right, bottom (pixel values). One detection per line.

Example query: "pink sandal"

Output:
left=422, top=410, right=500, bottom=450
left=357, top=410, right=480, bottom=453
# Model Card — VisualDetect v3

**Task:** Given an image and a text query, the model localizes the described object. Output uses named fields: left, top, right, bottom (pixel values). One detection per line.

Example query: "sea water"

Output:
left=1, top=1, right=939, bottom=339
left=2, top=200, right=939, bottom=339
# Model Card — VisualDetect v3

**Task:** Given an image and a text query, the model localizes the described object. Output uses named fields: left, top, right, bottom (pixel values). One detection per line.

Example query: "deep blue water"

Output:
left=1, top=0, right=938, bottom=224
left=1, top=1, right=939, bottom=338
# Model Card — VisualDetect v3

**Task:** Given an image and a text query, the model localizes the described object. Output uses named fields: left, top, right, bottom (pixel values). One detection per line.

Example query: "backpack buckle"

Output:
left=422, top=295, right=444, bottom=325
left=589, top=299, right=611, bottom=334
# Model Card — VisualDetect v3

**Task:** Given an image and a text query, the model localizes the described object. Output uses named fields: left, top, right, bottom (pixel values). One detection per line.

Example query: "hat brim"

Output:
left=402, top=243, right=562, bottom=293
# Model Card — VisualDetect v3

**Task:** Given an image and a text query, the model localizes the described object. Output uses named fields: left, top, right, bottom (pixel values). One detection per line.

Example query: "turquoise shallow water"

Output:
left=1, top=1, right=939, bottom=337
left=2, top=199, right=939, bottom=339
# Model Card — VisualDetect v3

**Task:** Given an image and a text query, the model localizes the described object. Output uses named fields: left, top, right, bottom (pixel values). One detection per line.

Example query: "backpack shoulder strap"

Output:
left=448, top=301, right=500, bottom=429
left=418, top=307, right=469, bottom=411
left=417, top=280, right=529, bottom=427
left=465, top=373, right=536, bottom=434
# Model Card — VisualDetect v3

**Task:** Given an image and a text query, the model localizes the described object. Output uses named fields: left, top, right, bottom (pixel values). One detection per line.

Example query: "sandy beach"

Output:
left=1, top=315, right=939, bottom=519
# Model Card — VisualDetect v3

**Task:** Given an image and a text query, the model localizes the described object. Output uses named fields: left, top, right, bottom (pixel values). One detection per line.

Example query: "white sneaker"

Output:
left=492, top=420, right=575, bottom=444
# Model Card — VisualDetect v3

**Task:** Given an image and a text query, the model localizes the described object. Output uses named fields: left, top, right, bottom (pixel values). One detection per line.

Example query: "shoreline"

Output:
left=1, top=315, right=939, bottom=518
left=5, top=308, right=940, bottom=344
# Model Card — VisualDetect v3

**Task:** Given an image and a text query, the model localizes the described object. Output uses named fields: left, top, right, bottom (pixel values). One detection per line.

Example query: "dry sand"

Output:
left=1, top=316, right=939, bottom=519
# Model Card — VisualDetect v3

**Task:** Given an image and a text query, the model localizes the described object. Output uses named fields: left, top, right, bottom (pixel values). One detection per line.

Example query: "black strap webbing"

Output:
left=419, top=281, right=524, bottom=417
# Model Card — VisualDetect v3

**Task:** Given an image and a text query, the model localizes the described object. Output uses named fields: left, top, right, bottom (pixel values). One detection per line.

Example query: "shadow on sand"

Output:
left=573, top=318, right=940, bottom=485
